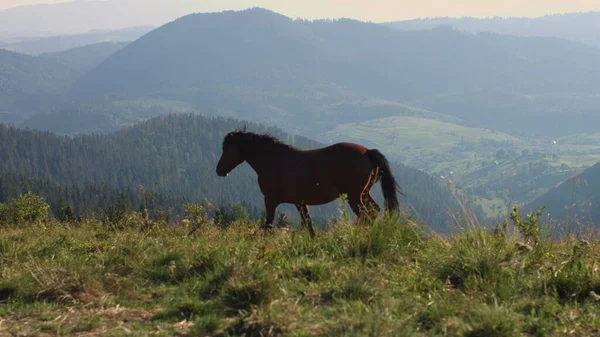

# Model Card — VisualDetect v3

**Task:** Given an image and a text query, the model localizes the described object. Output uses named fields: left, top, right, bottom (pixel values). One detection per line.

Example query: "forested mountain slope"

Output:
left=0, top=48, right=80, bottom=119
left=0, top=173, right=185, bottom=221
left=0, top=114, right=473, bottom=231
left=526, top=162, right=600, bottom=229
left=41, top=42, right=129, bottom=71
left=19, top=99, right=195, bottom=135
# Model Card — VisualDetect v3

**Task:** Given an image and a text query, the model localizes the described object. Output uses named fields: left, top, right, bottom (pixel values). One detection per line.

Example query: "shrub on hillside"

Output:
left=215, top=204, right=250, bottom=228
left=511, top=206, right=546, bottom=245
left=0, top=203, right=9, bottom=224
left=184, top=203, right=206, bottom=223
left=0, top=192, right=49, bottom=227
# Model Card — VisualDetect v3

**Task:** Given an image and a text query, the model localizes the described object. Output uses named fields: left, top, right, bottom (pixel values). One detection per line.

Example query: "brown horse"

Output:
left=216, top=129, right=401, bottom=237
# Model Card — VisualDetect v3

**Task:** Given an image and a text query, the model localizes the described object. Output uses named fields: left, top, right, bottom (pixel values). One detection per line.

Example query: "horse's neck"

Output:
left=245, top=146, right=289, bottom=176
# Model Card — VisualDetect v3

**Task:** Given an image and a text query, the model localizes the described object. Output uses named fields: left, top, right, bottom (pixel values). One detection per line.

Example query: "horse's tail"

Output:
left=366, top=149, right=401, bottom=213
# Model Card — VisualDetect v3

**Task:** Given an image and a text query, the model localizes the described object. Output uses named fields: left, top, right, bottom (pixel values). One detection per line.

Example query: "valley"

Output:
left=1, top=6, right=600, bottom=226
left=324, top=116, right=600, bottom=216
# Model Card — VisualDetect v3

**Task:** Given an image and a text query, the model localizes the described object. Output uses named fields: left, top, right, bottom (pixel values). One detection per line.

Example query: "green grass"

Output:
left=325, top=116, right=600, bottom=171
left=1, top=215, right=600, bottom=336
left=324, top=116, right=524, bottom=157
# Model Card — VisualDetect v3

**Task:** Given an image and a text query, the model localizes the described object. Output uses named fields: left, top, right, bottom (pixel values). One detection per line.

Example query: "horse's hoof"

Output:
left=262, top=225, right=275, bottom=232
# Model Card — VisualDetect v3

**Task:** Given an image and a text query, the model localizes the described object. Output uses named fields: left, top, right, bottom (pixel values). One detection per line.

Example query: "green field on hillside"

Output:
left=325, top=116, right=600, bottom=169
left=2, top=197, right=600, bottom=336
left=323, top=116, right=600, bottom=216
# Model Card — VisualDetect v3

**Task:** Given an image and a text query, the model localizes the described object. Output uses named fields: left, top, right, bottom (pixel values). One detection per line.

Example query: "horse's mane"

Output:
left=223, top=129, right=294, bottom=151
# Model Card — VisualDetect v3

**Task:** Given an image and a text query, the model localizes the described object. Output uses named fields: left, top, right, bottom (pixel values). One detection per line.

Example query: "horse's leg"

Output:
left=348, top=193, right=368, bottom=225
left=348, top=167, right=379, bottom=224
left=362, top=168, right=380, bottom=221
left=296, top=203, right=316, bottom=238
left=264, top=196, right=279, bottom=230
left=364, top=194, right=381, bottom=220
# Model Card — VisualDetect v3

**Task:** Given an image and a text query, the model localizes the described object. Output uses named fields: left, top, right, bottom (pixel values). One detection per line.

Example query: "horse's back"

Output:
left=310, top=142, right=374, bottom=189
left=319, top=142, right=370, bottom=166
left=323, top=142, right=369, bottom=153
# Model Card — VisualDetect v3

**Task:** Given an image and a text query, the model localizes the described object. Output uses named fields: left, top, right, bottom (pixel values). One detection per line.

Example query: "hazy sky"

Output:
left=2, top=0, right=600, bottom=21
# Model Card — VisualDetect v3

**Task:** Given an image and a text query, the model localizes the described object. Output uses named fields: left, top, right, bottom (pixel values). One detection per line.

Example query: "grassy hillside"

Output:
left=324, top=116, right=523, bottom=166
left=324, top=116, right=600, bottom=171
left=1, top=206, right=600, bottom=336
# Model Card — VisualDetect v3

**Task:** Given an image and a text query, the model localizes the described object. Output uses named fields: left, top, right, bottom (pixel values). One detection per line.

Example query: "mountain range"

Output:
left=69, top=8, right=600, bottom=138
left=2, top=8, right=599, bottom=138
left=0, top=0, right=176, bottom=36
left=0, top=26, right=150, bottom=55
left=386, top=12, right=600, bottom=48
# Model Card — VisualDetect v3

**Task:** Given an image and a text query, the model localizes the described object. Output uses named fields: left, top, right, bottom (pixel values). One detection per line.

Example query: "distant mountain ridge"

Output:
left=41, top=41, right=129, bottom=71
left=385, top=12, right=600, bottom=48
left=0, top=26, right=150, bottom=55
left=0, top=0, right=174, bottom=36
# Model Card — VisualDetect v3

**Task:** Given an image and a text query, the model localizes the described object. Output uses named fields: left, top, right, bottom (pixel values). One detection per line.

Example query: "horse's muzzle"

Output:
left=216, top=168, right=229, bottom=177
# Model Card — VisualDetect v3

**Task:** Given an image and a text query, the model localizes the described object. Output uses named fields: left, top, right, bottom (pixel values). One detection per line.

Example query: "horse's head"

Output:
left=216, top=129, right=246, bottom=177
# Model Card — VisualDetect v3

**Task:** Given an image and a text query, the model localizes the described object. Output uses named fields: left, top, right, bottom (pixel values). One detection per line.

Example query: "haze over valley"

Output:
left=2, top=1, right=600, bottom=227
